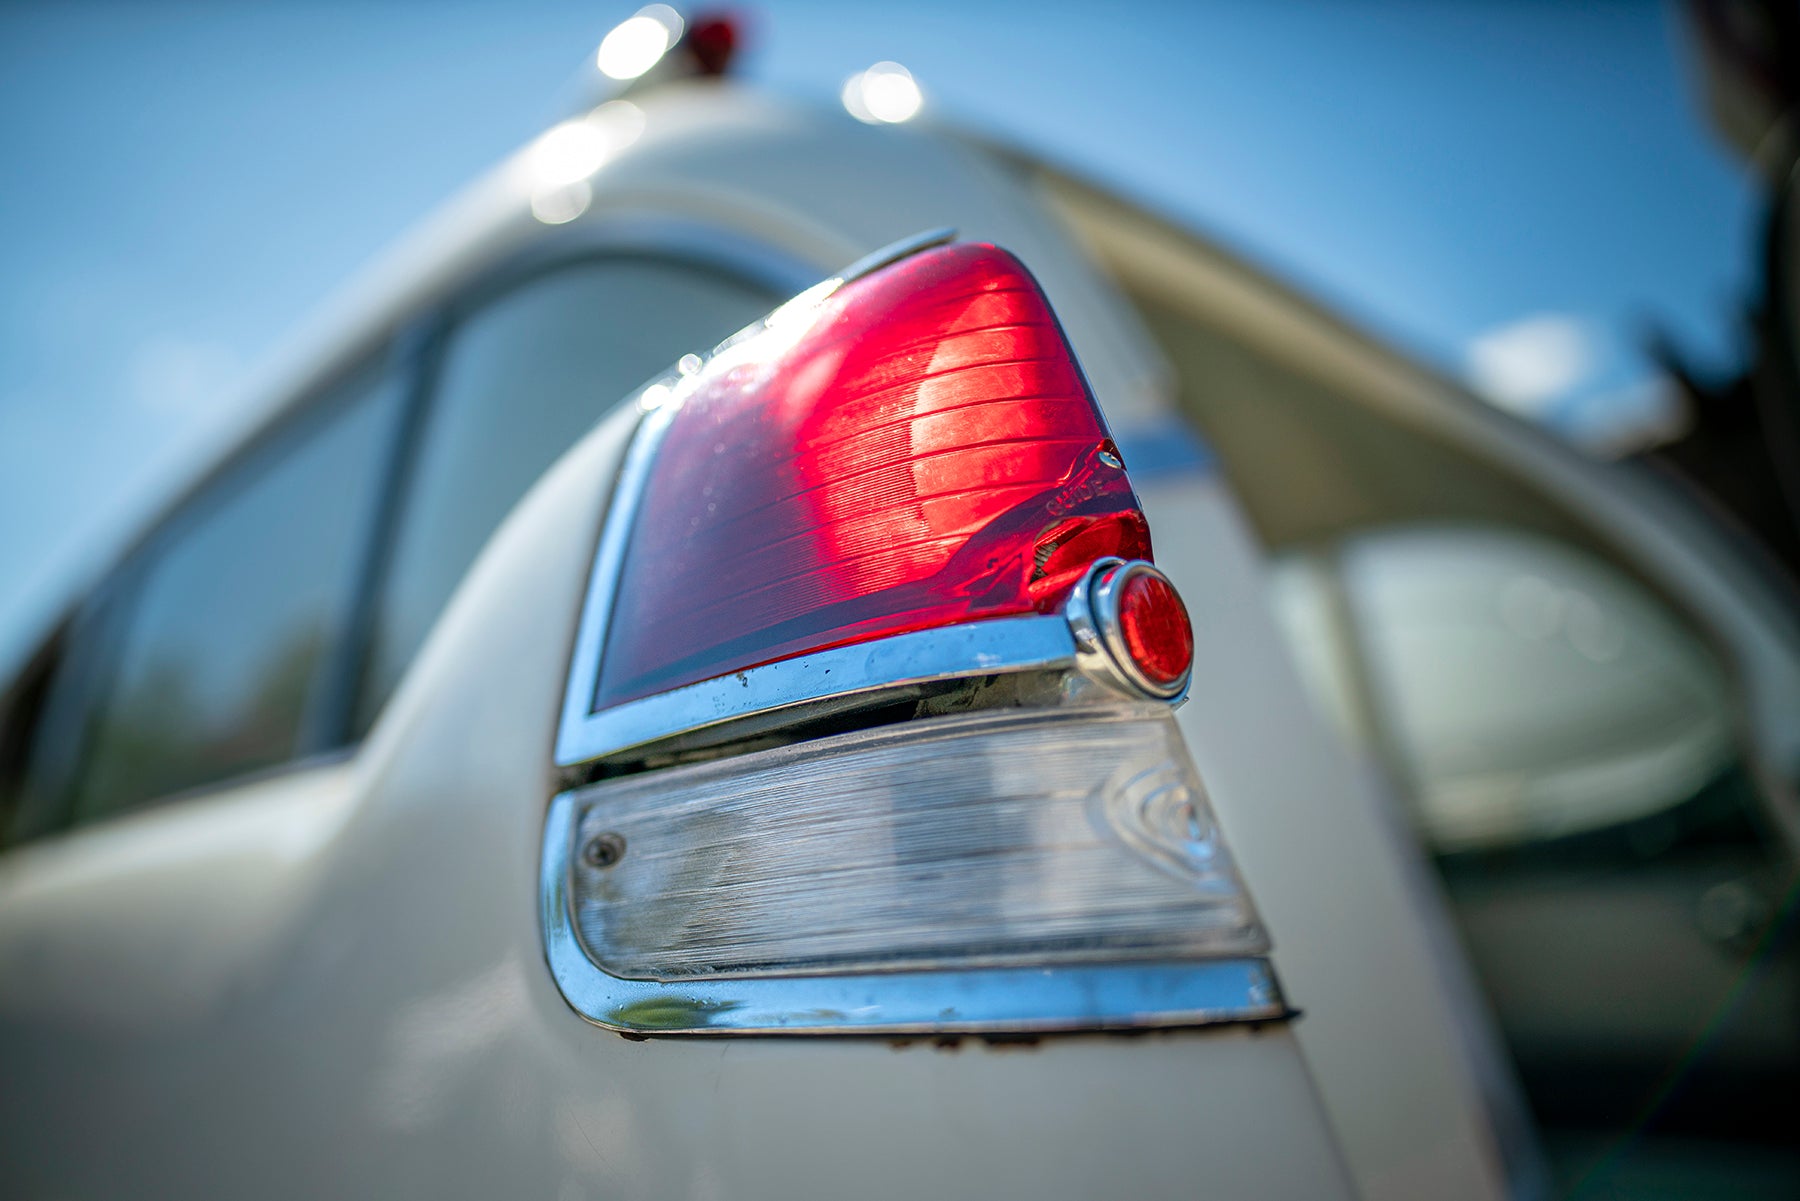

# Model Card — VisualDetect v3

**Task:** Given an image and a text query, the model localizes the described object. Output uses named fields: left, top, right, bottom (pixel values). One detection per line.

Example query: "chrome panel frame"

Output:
left=558, top=613, right=1082, bottom=766
left=541, top=789, right=1285, bottom=1035
left=834, top=226, right=956, bottom=284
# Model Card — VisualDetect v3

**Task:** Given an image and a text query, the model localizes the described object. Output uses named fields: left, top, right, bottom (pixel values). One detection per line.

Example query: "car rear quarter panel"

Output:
left=0, top=402, right=1352, bottom=1200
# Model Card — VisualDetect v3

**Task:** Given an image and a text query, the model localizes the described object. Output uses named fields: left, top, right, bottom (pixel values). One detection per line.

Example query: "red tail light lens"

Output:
left=593, top=242, right=1151, bottom=710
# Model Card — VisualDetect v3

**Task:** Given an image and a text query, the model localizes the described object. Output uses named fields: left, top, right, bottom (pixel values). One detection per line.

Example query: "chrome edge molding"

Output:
left=559, top=613, right=1081, bottom=766
left=556, top=391, right=678, bottom=768
left=549, top=213, right=836, bottom=767
left=540, top=790, right=1286, bottom=1035
left=834, top=226, right=956, bottom=285
left=1065, top=558, right=1192, bottom=702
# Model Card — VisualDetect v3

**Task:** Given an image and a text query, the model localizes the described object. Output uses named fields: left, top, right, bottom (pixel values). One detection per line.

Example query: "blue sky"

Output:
left=0, top=0, right=1759, bottom=664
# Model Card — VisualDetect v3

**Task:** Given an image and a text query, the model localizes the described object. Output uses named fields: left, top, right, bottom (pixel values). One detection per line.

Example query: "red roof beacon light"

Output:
left=592, top=240, right=1156, bottom=711
left=681, top=12, right=738, bottom=75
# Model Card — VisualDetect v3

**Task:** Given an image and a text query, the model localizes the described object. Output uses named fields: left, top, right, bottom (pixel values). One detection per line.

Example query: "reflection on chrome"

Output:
left=523, top=101, right=644, bottom=224
left=842, top=61, right=923, bottom=124
left=527, top=102, right=644, bottom=188
left=762, top=278, right=839, bottom=329
left=596, top=5, right=683, bottom=81
left=529, top=121, right=610, bottom=189
left=530, top=180, right=592, bottom=226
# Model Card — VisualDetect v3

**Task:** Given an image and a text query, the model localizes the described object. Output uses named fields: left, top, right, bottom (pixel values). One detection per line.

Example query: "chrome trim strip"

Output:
left=834, top=226, right=956, bottom=285
left=540, top=790, right=1285, bottom=1035
left=555, top=392, right=678, bottom=767
left=558, top=614, right=1080, bottom=766
left=510, top=214, right=826, bottom=302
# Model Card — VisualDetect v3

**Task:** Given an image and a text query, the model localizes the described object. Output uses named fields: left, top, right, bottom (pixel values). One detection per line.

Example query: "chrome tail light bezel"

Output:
left=543, top=232, right=1280, bottom=1036
left=542, top=792, right=1281, bottom=1035
left=542, top=708, right=1284, bottom=1036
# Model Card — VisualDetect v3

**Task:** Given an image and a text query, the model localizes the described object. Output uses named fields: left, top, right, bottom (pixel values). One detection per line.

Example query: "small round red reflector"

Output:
left=1117, top=570, right=1193, bottom=689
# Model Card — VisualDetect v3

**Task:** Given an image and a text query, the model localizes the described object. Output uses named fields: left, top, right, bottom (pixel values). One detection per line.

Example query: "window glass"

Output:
left=354, top=256, right=779, bottom=730
left=6, top=604, right=117, bottom=844
left=1273, top=527, right=1796, bottom=1194
left=1296, top=526, right=1738, bottom=853
left=65, top=357, right=403, bottom=822
left=0, top=633, right=81, bottom=848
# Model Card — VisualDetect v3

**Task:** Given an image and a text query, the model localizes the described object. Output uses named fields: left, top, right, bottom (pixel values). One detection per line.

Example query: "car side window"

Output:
left=33, top=354, right=406, bottom=827
left=352, top=254, right=780, bottom=731
left=1272, top=526, right=1797, bottom=1190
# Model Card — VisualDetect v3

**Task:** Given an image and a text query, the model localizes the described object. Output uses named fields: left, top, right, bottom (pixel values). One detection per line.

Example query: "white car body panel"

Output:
left=1, top=409, right=1352, bottom=1200
left=0, top=81, right=1579, bottom=1200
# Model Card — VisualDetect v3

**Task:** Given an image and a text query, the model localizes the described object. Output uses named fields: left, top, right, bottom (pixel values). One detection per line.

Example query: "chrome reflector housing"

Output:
left=573, top=706, right=1263, bottom=978
left=543, top=706, right=1278, bottom=1034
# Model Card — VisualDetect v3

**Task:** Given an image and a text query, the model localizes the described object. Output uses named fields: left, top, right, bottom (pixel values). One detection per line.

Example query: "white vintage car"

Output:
left=2, top=10, right=1796, bottom=1200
